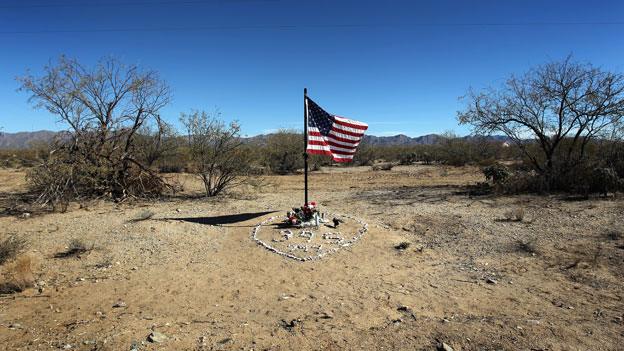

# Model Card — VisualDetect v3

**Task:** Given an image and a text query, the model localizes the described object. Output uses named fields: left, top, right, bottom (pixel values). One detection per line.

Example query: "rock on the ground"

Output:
left=437, top=342, right=454, bottom=351
left=147, top=331, right=168, bottom=343
left=486, top=278, right=498, bottom=284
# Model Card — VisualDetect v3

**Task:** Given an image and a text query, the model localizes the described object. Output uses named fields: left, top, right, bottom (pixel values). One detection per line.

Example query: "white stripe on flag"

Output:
left=334, top=116, right=368, bottom=128
left=307, top=144, right=331, bottom=152
left=329, top=129, right=362, bottom=141
left=309, top=134, right=360, bottom=148
left=328, top=137, right=360, bottom=148
left=328, top=144, right=356, bottom=153
left=332, top=123, right=367, bottom=135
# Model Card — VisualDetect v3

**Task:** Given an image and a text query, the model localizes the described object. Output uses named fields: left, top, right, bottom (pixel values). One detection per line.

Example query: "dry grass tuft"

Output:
left=0, top=235, right=28, bottom=266
left=0, top=255, right=34, bottom=294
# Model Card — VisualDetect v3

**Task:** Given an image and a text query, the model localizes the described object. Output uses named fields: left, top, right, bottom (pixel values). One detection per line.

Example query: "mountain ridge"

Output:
left=0, top=130, right=510, bottom=149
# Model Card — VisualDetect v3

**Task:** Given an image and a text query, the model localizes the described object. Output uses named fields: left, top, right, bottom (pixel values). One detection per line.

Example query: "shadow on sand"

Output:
left=168, top=211, right=277, bottom=227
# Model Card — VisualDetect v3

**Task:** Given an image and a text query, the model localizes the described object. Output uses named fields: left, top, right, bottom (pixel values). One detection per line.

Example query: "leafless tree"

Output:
left=459, top=56, right=624, bottom=186
left=135, top=121, right=178, bottom=168
left=180, top=110, right=249, bottom=197
left=18, top=56, right=172, bottom=202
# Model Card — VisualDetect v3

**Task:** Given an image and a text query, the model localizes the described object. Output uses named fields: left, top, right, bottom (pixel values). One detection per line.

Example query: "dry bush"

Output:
left=590, top=167, right=622, bottom=197
left=500, top=171, right=547, bottom=194
left=459, top=56, right=624, bottom=191
left=181, top=110, right=251, bottom=196
left=27, top=137, right=171, bottom=211
left=0, top=256, right=34, bottom=294
left=19, top=56, right=172, bottom=207
left=483, top=163, right=511, bottom=184
left=352, top=142, right=376, bottom=166
left=398, top=152, right=418, bottom=165
left=54, top=239, right=93, bottom=258
left=0, top=235, right=28, bottom=265
left=262, top=130, right=304, bottom=174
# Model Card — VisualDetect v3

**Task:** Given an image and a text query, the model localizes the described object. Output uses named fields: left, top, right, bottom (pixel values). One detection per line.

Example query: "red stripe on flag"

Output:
left=307, top=140, right=329, bottom=146
left=332, top=156, right=354, bottom=163
left=309, top=130, right=361, bottom=145
left=334, top=118, right=368, bottom=130
left=327, top=140, right=357, bottom=149
left=325, top=132, right=359, bottom=144
left=329, top=148, right=356, bottom=155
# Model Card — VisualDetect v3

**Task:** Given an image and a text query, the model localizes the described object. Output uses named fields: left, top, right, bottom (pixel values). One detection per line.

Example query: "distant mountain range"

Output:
left=0, top=130, right=510, bottom=149
left=0, top=130, right=60, bottom=149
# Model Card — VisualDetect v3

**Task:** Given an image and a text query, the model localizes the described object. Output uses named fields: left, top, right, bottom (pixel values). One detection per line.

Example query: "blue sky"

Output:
left=1, top=0, right=623, bottom=137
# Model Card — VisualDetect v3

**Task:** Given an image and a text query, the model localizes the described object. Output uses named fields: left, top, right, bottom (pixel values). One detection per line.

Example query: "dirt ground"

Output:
left=1, top=164, right=623, bottom=351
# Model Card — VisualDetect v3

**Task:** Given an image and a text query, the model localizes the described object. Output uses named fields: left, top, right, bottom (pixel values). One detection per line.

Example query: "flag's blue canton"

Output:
left=307, top=98, right=334, bottom=135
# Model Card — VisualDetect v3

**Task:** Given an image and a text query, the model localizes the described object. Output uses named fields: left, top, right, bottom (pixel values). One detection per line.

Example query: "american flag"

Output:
left=306, top=97, right=368, bottom=162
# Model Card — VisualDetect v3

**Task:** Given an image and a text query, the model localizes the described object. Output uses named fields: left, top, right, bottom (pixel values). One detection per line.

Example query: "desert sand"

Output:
left=1, top=165, right=623, bottom=350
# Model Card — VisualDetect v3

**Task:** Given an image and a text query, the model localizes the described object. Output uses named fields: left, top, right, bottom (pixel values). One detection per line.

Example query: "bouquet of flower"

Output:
left=286, top=201, right=319, bottom=226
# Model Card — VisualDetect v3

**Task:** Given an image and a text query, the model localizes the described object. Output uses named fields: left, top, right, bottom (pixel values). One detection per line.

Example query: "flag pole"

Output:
left=303, top=88, right=309, bottom=205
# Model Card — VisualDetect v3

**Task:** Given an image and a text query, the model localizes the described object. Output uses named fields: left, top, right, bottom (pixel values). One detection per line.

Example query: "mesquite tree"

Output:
left=180, top=110, right=249, bottom=197
left=458, top=56, right=624, bottom=188
left=18, top=56, right=171, bottom=203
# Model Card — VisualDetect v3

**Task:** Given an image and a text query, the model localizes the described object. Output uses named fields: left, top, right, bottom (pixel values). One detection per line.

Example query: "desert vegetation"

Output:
left=459, top=56, right=624, bottom=194
left=1, top=55, right=622, bottom=214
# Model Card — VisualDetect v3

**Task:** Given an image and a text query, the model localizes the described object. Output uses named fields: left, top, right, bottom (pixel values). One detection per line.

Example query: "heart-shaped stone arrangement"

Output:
left=251, top=213, right=368, bottom=261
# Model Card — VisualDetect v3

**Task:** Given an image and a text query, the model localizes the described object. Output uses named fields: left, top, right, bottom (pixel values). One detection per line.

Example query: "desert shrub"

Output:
left=483, top=163, right=511, bottom=184
left=436, top=132, right=473, bottom=166
left=591, top=167, right=622, bottom=197
left=159, top=164, right=184, bottom=173
left=27, top=138, right=169, bottom=211
left=399, top=152, right=418, bottom=165
left=0, top=146, right=48, bottom=168
left=500, top=171, right=546, bottom=194
left=263, top=131, right=304, bottom=174
left=0, top=256, right=34, bottom=294
left=459, top=57, right=624, bottom=192
left=372, top=163, right=394, bottom=171
left=351, top=141, right=376, bottom=166
left=0, top=236, right=28, bottom=265
left=18, top=56, right=172, bottom=206
left=419, top=151, right=433, bottom=165
left=181, top=110, right=251, bottom=196
left=134, top=123, right=179, bottom=168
